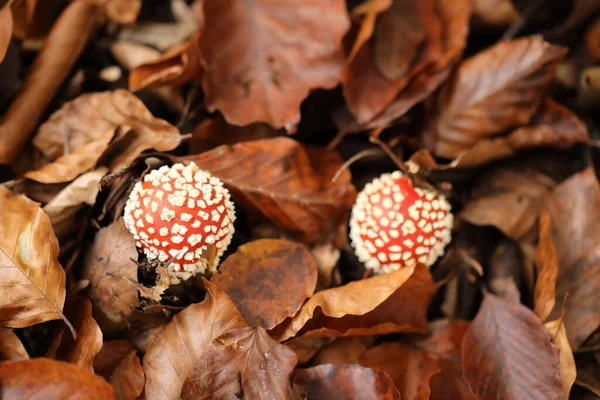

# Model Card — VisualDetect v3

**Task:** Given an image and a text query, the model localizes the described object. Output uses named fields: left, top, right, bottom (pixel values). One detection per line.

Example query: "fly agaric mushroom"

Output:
left=349, top=171, right=453, bottom=274
left=123, top=162, right=235, bottom=278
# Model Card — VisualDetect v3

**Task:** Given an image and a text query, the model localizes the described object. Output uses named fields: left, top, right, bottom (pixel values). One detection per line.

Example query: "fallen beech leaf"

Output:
left=47, top=297, right=102, bottom=373
left=460, top=167, right=556, bottom=240
left=129, top=33, right=203, bottom=91
left=361, top=342, right=441, bottom=400
left=143, top=280, right=247, bottom=400
left=534, top=209, right=558, bottom=322
left=32, top=90, right=181, bottom=161
left=200, top=0, right=349, bottom=129
left=343, top=0, right=441, bottom=123
left=80, top=219, right=140, bottom=334
left=586, top=17, right=600, bottom=63
left=430, top=359, right=476, bottom=400
left=189, top=113, right=282, bottom=154
left=425, top=37, right=567, bottom=159
left=347, top=0, right=392, bottom=63
left=94, top=340, right=135, bottom=380
left=544, top=168, right=600, bottom=349
left=311, top=242, right=340, bottom=291
left=545, top=320, right=576, bottom=400
left=293, top=364, right=400, bottom=400
left=272, top=264, right=434, bottom=342
left=105, top=0, right=141, bottom=24
left=211, top=239, right=318, bottom=329
left=0, top=187, right=69, bottom=330
left=0, top=358, right=114, bottom=399
left=0, top=1, right=105, bottom=165
left=461, top=293, right=563, bottom=400
left=338, top=0, right=470, bottom=132
left=183, top=137, right=357, bottom=244
left=0, top=5, right=12, bottom=63
left=181, top=326, right=297, bottom=400
left=472, top=0, right=519, bottom=26
left=313, top=336, right=376, bottom=366
left=110, top=350, right=145, bottom=400
left=25, top=130, right=115, bottom=184
left=42, top=169, right=107, bottom=243
left=284, top=337, right=329, bottom=364
left=0, top=327, right=28, bottom=361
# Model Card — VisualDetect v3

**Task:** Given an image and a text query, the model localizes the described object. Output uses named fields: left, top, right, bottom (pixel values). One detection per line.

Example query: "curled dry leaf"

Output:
left=545, top=319, right=576, bottom=400
left=42, top=168, right=107, bottom=243
left=534, top=209, right=558, bottom=322
left=471, top=0, right=519, bottom=26
left=272, top=264, right=435, bottom=342
left=200, top=0, right=349, bottom=129
left=0, top=187, right=68, bottom=329
left=312, top=336, right=376, bottom=366
left=0, top=1, right=105, bottom=165
left=47, top=297, right=102, bottom=373
left=460, top=166, right=556, bottom=240
left=347, top=0, right=392, bottom=63
left=129, top=33, right=203, bottom=91
left=461, top=292, right=562, bottom=400
left=25, top=130, right=115, bottom=184
left=544, top=167, right=600, bottom=350
left=183, top=137, right=357, bottom=244
left=361, top=342, right=440, bottom=400
left=109, top=350, right=145, bottom=400
left=181, top=326, right=298, bottom=400
left=32, top=90, right=181, bottom=161
left=94, top=340, right=135, bottom=380
left=104, top=0, right=142, bottom=25
left=0, top=327, right=28, bottom=361
left=293, top=364, right=400, bottom=400
left=143, top=280, right=248, bottom=400
left=80, top=219, right=140, bottom=334
left=284, top=337, right=329, bottom=365
left=425, top=38, right=568, bottom=159
left=586, top=17, right=600, bottom=63
left=0, top=5, right=13, bottom=63
left=211, top=239, right=318, bottom=330
left=0, top=358, right=114, bottom=400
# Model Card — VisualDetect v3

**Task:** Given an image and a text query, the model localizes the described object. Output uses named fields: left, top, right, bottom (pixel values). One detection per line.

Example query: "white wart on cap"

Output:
left=123, top=162, right=235, bottom=278
left=349, top=171, right=453, bottom=274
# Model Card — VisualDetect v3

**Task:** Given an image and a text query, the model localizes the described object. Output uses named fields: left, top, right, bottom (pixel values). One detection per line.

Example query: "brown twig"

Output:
left=331, top=148, right=383, bottom=182
left=0, top=1, right=105, bottom=164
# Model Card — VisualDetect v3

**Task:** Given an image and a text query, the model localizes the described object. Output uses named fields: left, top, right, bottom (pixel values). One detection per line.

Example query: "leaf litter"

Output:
left=0, top=0, right=598, bottom=398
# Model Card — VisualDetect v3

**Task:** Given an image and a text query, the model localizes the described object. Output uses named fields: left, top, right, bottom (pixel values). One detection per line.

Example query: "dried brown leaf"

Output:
left=181, top=326, right=297, bottom=400
left=183, top=137, right=357, bottom=244
left=544, top=167, right=600, bottom=349
left=461, top=292, right=562, bottom=400
left=430, top=359, right=476, bottom=400
left=47, top=297, right=102, bottom=373
left=0, top=327, right=28, bottom=361
left=0, top=358, right=114, bottom=399
left=460, top=167, right=555, bottom=240
left=94, top=340, right=135, bottom=380
left=211, top=239, right=318, bottom=330
left=472, top=0, right=519, bottom=26
left=143, top=280, right=248, bottom=400
left=361, top=342, right=441, bottom=400
left=129, top=33, right=203, bottom=91
left=425, top=38, right=568, bottom=159
left=534, top=209, right=558, bottom=322
left=200, top=0, right=349, bottom=129
left=545, top=319, right=576, bottom=400
left=272, top=264, right=434, bottom=341
left=293, top=364, right=400, bottom=400
left=284, top=337, right=329, bottom=365
left=586, top=17, right=600, bottom=63
left=105, top=0, right=141, bottom=24
left=110, top=350, right=145, bottom=400
left=80, top=219, right=140, bottom=334
left=313, top=336, right=375, bottom=366
left=0, top=187, right=68, bottom=329
left=0, top=5, right=12, bottom=63
left=0, top=1, right=105, bottom=165
left=25, top=130, right=115, bottom=184
left=32, top=90, right=181, bottom=161
left=347, top=0, right=392, bottom=63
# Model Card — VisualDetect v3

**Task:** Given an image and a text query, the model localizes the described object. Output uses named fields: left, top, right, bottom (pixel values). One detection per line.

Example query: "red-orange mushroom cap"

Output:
left=123, top=162, right=235, bottom=278
left=349, top=171, right=453, bottom=274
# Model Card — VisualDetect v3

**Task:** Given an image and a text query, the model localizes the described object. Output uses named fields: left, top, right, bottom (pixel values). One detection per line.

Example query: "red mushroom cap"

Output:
left=123, top=162, right=235, bottom=277
left=349, top=171, right=452, bottom=274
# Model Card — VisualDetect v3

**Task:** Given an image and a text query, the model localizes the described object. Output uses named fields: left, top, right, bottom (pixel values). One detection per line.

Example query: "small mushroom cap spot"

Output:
left=349, top=171, right=453, bottom=274
left=123, top=162, right=236, bottom=278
